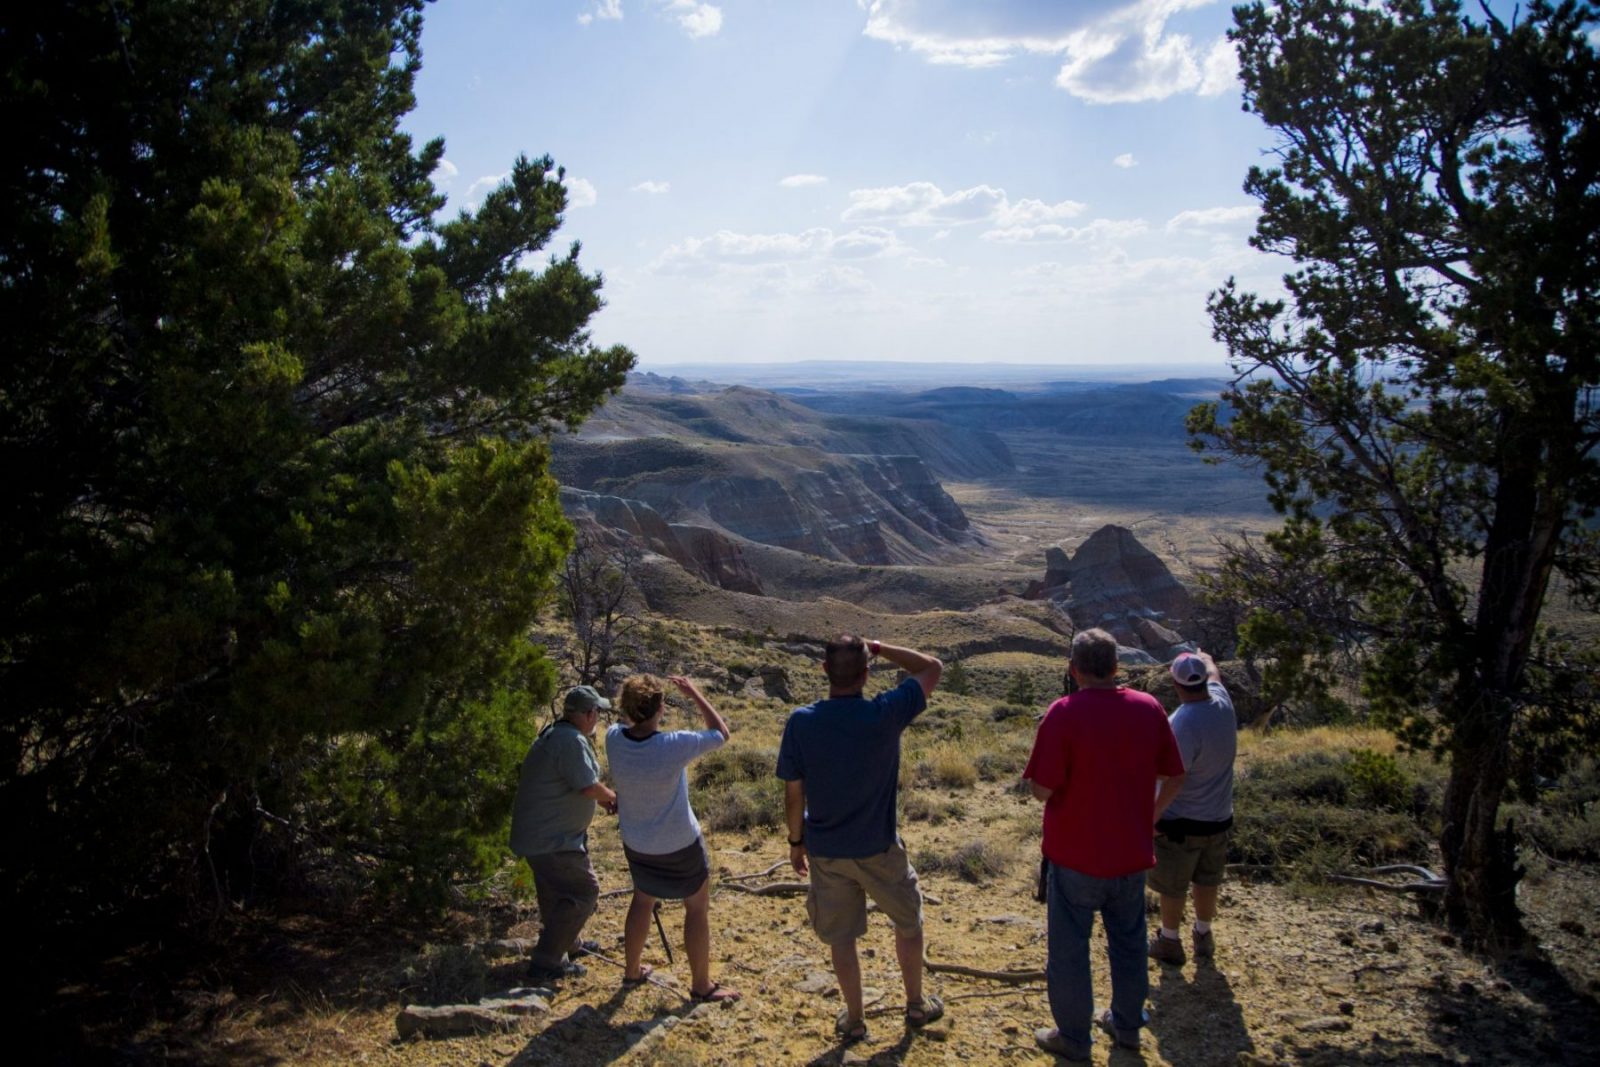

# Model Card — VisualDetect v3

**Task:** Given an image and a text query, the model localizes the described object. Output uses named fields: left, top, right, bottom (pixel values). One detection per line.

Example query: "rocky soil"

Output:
left=101, top=795, right=1598, bottom=1067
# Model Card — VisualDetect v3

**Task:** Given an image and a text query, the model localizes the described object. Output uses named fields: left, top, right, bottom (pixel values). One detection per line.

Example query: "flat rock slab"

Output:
left=479, top=993, right=550, bottom=1016
left=481, top=937, right=535, bottom=958
left=395, top=1004, right=522, bottom=1039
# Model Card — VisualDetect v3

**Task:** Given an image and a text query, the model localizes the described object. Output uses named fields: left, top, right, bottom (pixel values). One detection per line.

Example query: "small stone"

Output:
left=1338, top=1002, right=1354, bottom=1016
left=1382, top=938, right=1400, bottom=953
left=394, top=1004, right=520, bottom=1040
left=1360, top=920, right=1386, bottom=934
left=1296, top=1017, right=1352, bottom=1034
left=921, top=1026, right=950, bottom=1042
left=795, top=972, right=834, bottom=994
left=1557, top=919, right=1586, bottom=936
left=863, top=947, right=876, bottom=958
left=1336, top=931, right=1356, bottom=947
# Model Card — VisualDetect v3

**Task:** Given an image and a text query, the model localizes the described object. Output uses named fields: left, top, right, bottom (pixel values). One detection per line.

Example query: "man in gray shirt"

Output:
left=1148, top=650, right=1237, bottom=967
left=510, top=685, right=618, bottom=982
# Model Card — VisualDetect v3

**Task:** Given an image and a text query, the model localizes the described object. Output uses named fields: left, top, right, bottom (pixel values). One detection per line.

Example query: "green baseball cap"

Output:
left=563, top=685, right=612, bottom=714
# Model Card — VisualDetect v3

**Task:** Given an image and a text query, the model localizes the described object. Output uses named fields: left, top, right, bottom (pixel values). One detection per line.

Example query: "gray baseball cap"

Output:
left=563, top=685, right=612, bottom=714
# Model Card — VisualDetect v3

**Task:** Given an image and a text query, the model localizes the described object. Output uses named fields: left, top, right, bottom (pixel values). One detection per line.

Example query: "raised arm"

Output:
left=669, top=675, right=729, bottom=739
left=1195, top=649, right=1222, bottom=684
left=868, top=639, right=943, bottom=698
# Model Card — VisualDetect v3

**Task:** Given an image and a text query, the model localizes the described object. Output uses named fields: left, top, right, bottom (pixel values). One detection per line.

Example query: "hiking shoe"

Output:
left=569, top=938, right=603, bottom=958
left=526, top=958, right=587, bottom=982
left=1034, top=1027, right=1090, bottom=1062
left=1148, top=931, right=1186, bottom=966
left=1193, top=927, right=1215, bottom=962
left=1096, top=1008, right=1142, bottom=1050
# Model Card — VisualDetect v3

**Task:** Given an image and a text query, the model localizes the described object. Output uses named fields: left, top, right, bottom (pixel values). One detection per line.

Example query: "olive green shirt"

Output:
left=509, top=721, right=602, bottom=856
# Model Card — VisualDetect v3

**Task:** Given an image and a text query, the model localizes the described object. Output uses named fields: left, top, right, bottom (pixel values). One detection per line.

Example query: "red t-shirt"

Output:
left=1023, top=686, right=1186, bottom=878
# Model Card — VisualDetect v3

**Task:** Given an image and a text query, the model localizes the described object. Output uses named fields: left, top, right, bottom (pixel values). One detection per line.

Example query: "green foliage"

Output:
left=1232, top=753, right=1436, bottom=879
left=691, top=746, right=783, bottom=832
left=942, top=660, right=971, bottom=696
left=0, top=2, right=633, bottom=927
left=1003, top=671, right=1039, bottom=706
left=1347, top=749, right=1412, bottom=812
left=1504, top=755, right=1600, bottom=860
left=399, top=943, right=490, bottom=1007
left=1191, top=0, right=1600, bottom=943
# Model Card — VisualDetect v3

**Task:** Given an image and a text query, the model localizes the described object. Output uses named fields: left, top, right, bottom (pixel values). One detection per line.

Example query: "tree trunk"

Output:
left=1439, top=692, right=1525, bottom=950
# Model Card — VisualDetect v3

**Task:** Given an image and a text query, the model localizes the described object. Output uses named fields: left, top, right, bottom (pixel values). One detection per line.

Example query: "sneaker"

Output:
left=569, top=938, right=603, bottom=958
left=1096, top=1008, right=1142, bottom=1050
left=1193, top=927, right=1215, bottom=961
left=526, top=958, right=587, bottom=982
left=1034, top=1027, right=1090, bottom=1062
left=1148, top=931, right=1186, bottom=966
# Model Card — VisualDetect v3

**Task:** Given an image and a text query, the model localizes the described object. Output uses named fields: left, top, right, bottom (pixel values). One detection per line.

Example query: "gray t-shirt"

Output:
left=1164, top=681, right=1237, bottom=823
left=606, top=724, right=725, bottom=855
left=509, top=721, right=602, bottom=857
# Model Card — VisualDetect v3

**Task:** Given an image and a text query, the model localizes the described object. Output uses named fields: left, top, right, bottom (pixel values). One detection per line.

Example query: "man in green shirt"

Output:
left=510, top=685, right=618, bottom=981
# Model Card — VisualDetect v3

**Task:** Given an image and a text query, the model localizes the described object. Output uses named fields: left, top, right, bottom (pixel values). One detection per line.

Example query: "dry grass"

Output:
left=1238, top=724, right=1401, bottom=764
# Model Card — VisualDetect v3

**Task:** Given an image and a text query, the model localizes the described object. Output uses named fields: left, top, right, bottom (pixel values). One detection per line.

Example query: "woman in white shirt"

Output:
left=608, top=674, right=741, bottom=1002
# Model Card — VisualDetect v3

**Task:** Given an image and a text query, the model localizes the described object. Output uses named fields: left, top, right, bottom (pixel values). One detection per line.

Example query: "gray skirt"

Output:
left=623, top=835, right=710, bottom=900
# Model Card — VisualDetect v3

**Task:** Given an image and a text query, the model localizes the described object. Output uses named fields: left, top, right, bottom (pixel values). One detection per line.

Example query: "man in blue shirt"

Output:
left=1149, top=650, right=1237, bottom=967
left=777, top=635, right=943, bottom=1044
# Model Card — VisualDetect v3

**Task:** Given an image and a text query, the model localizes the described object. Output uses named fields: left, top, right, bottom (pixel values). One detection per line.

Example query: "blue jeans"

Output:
left=1045, top=861, right=1148, bottom=1055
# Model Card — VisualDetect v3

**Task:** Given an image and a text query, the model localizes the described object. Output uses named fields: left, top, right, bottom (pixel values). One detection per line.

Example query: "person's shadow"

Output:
left=1144, top=960, right=1254, bottom=1067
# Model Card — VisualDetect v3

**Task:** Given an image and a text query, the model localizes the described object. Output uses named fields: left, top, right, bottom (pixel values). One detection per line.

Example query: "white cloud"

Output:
left=1165, top=205, right=1257, bottom=232
left=433, top=158, right=459, bottom=181
left=1113, top=153, right=1137, bottom=168
left=465, top=172, right=509, bottom=208
left=982, top=217, right=1148, bottom=244
left=652, top=226, right=902, bottom=273
left=664, top=0, right=722, bottom=38
left=809, top=266, right=874, bottom=295
left=858, top=0, right=1232, bottom=103
left=564, top=176, right=599, bottom=208
left=578, top=0, right=623, bottom=26
left=1197, top=36, right=1239, bottom=96
left=780, top=174, right=829, bottom=188
left=840, top=181, right=1087, bottom=232
left=994, top=197, right=1088, bottom=227
left=842, top=181, right=1007, bottom=226
left=632, top=180, right=671, bottom=194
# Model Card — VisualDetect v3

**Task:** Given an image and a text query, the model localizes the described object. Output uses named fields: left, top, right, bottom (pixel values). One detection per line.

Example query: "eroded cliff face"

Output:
left=552, top=439, right=983, bottom=566
left=558, top=488, right=763, bottom=594
left=1026, top=524, right=1197, bottom=663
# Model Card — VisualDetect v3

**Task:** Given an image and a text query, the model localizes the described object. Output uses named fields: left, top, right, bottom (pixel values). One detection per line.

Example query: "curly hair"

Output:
left=618, top=674, right=666, bottom=724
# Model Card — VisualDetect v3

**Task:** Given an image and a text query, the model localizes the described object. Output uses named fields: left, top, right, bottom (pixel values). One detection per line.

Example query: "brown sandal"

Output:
left=621, top=964, right=653, bottom=988
left=689, top=981, right=741, bottom=1003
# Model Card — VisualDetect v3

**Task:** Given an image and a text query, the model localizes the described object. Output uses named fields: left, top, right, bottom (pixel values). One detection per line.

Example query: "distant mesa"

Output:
left=553, top=382, right=999, bottom=568
left=1027, top=524, right=1197, bottom=665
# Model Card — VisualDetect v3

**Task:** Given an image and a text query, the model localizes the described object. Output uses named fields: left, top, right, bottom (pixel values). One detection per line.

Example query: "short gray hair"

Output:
left=1070, top=628, right=1118, bottom=681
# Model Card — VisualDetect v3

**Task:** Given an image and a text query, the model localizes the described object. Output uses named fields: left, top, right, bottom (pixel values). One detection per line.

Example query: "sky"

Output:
left=405, top=1, right=1293, bottom=371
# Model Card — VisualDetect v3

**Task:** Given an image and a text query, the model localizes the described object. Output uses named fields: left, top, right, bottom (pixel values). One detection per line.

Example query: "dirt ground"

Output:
left=64, top=797, right=1597, bottom=1067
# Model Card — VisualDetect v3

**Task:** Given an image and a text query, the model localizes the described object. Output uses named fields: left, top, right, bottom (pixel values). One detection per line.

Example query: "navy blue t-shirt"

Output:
left=775, top=676, right=927, bottom=859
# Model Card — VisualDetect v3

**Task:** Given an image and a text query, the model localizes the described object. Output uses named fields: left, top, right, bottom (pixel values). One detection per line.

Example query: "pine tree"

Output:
left=1192, top=0, right=1600, bottom=947
left=0, top=1, right=632, bottom=923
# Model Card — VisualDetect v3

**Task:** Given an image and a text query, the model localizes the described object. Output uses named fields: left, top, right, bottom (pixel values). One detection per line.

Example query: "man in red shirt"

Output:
left=1024, top=628, right=1185, bottom=1060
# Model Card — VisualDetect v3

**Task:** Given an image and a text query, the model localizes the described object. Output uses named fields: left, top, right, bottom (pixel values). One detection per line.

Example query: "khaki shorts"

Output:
left=806, top=842, right=924, bottom=945
left=1149, top=828, right=1230, bottom=896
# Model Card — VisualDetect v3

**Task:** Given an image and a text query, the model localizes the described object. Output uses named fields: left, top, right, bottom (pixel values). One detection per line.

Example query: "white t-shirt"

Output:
left=605, top=724, right=726, bottom=855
